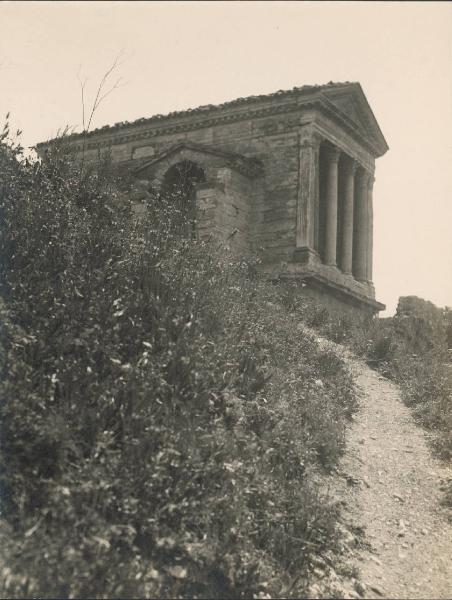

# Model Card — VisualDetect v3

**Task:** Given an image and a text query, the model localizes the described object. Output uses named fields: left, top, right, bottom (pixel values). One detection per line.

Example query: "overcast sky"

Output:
left=1, top=1, right=451, bottom=315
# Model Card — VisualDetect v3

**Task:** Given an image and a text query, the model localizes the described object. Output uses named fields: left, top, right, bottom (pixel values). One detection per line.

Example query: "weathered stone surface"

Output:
left=37, top=81, right=388, bottom=316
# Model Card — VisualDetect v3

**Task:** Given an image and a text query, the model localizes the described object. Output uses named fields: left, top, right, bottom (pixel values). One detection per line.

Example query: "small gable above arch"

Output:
left=132, top=142, right=264, bottom=185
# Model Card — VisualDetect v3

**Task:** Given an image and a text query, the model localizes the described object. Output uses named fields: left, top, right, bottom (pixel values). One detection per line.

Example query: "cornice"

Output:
left=36, top=81, right=388, bottom=159
left=51, top=100, right=303, bottom=152
left=36, top=83, right=345, bottom=149
left=40, top=96, right=383, bottom=162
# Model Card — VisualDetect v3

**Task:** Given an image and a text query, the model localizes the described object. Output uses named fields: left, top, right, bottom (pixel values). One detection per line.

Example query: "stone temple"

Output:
left=37, top=81, right=388, bottom=317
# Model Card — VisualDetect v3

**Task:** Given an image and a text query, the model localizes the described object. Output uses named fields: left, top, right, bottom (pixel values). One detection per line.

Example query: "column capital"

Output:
left=358, top=168, right=374, bottom=185
left=367, top=174, right=375, bottom=189
left=343, top=158, right=358, bottom=176
left=356, top=167, right=370, bottom=187
left=300, top=131, right=322, bottom=150
left=324, top=145, right=341, bottom=164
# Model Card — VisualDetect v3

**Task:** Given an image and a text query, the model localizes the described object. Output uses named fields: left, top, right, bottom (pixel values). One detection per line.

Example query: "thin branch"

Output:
left=77, top=50, right=126, bottom=175
left=86, top=51, right=126, bottom=133
left=96, top=76, right=125, bottom=108
left=77, top=69, right=88, bottom=132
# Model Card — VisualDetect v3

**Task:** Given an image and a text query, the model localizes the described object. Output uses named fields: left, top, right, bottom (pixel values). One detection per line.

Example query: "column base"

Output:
left=293, top=246, right=320, bottom=266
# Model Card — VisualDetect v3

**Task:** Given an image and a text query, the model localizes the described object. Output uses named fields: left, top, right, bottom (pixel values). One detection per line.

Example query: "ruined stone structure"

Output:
left=37, top=81, right=388, bottom=316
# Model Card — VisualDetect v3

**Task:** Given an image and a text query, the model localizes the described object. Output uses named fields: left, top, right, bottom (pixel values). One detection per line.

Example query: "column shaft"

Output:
left=353, top=170, right=369, bottom=281
left=366, top=176, right=374, bottom=282
left=341, top=160, right=356, bottom=274
left=324, top=146, right=340, bottom=266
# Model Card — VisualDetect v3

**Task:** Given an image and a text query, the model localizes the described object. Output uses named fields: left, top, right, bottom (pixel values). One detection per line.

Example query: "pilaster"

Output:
left=294, top=129, right=321, bottom=265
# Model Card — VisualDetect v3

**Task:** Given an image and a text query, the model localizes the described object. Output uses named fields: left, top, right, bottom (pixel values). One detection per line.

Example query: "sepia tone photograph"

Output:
left=0, top=1, right=451, bottom=598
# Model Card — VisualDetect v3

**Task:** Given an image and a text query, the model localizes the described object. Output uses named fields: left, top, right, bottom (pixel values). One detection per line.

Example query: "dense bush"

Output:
left=0, top=131, right=357, bottom=598
left=395, top=352, right=452, bottom=457
left=358, top=305, right=452, bottom=460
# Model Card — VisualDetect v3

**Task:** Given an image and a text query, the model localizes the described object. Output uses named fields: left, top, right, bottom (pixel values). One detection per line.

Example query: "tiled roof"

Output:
left=37, top=81, right=354, bottom=146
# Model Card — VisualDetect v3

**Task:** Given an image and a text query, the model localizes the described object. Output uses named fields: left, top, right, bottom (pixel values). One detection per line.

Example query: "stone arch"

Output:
left=160, top=160, right=206, bottom=238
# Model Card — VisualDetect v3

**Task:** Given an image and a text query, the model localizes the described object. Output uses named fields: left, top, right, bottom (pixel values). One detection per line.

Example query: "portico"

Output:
left=294, top=131, right=377, bottom=304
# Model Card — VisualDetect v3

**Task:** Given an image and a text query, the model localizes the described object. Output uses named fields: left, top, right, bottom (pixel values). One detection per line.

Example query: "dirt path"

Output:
left=307, top=340, right=452, bottom=599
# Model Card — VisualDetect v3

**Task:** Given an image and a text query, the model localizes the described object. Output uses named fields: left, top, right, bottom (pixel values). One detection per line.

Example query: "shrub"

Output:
left=356, top=304, right=452, bottom=459
left=393, top=350, right=452, bottom=459
left=0, top=131, right=357, bottom=598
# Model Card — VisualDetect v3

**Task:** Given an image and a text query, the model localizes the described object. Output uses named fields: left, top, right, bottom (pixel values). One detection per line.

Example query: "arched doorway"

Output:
left=160, top=160, right=206, bottom=238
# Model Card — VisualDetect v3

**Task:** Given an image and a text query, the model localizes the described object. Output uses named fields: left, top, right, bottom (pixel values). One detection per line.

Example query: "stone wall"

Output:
left=102, top=115, right=301, bottom=263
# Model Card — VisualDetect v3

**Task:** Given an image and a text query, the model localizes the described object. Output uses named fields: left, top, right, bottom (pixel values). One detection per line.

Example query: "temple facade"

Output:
left=37, top=81, right=388, bottom=316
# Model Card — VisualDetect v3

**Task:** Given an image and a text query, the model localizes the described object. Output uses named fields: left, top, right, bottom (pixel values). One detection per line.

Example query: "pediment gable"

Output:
left=133, top=142, right=263, bottom=179
left=320, top=83, right=388, bottom=157
left=329, top=94, right=369, bottom=130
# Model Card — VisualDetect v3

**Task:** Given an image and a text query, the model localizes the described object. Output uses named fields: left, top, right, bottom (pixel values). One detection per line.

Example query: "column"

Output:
left=295, top=130, right=320, bottom=260
left=366, top=175, right=374, bottom=282
left=324, top=146, right=340, bottom=266
left=353, top=169, right=369, bottom=282
left=341, top=159, right=357, bottom=274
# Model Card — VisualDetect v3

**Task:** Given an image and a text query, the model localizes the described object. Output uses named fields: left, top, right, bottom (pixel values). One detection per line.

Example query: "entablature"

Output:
left=36, top=83, right=388, bottom=164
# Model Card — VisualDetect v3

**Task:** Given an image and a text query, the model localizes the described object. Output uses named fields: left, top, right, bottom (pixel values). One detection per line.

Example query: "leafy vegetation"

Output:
left=296, top=288, right=452, bottom=462
left=312, top=294, right=452, bottom=462
left=361, top=311, right=452, bottom=460
left=0, top=129, right=357, bottom=598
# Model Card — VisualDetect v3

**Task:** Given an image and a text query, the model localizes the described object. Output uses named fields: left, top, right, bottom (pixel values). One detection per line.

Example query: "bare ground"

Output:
left=306, top=337, right=452, bottom=599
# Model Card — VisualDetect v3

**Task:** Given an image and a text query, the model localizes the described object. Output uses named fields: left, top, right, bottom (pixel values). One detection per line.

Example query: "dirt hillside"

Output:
left=306, top=336, right=452, bottom=599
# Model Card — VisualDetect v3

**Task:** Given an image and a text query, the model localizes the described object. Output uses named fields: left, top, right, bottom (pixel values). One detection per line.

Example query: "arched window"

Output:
left=160, top=160, right=206, bottom=238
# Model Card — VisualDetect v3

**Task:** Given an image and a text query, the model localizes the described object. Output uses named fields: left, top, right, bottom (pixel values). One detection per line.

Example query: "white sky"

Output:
left=1, top=1, right=451, bottom=315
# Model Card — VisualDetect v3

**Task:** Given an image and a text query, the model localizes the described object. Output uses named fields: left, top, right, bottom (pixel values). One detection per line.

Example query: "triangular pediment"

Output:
left=320, top=83, right=389, bottom=157
left=133, top=142, right=263, bottom=178
left=330, top=95, right=369, bottom=130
